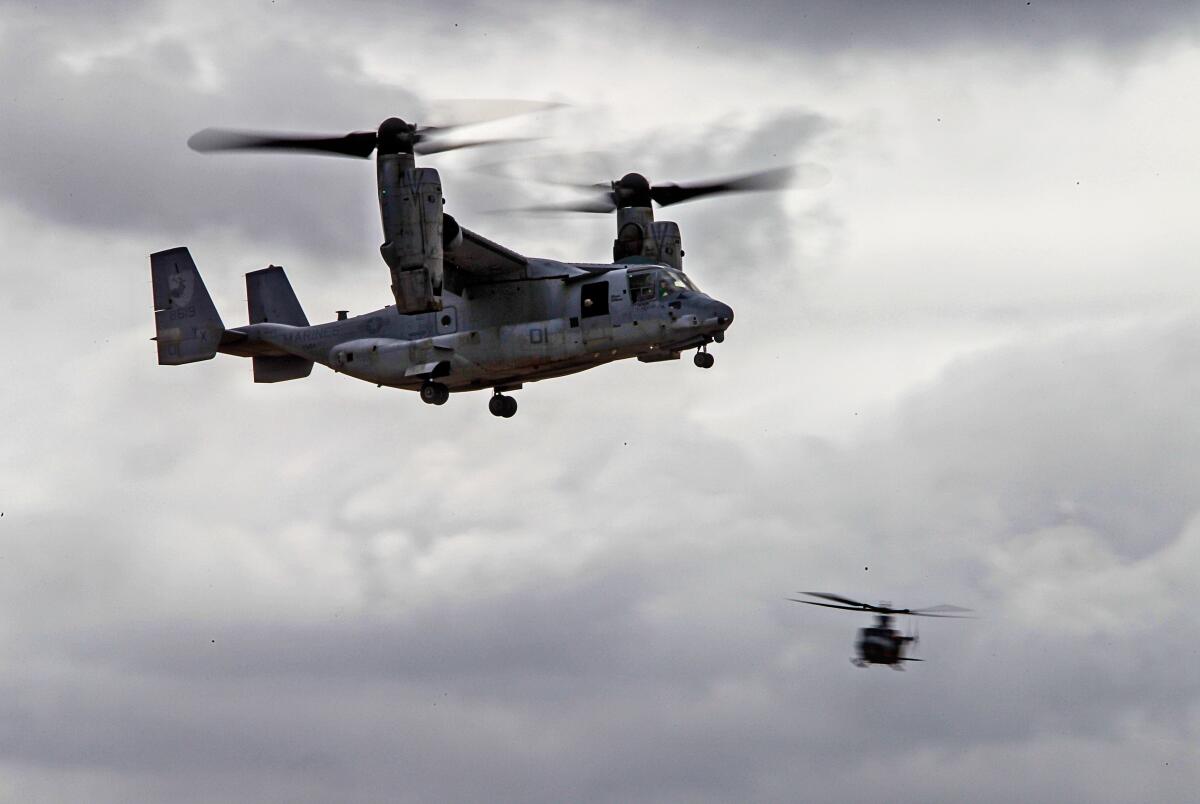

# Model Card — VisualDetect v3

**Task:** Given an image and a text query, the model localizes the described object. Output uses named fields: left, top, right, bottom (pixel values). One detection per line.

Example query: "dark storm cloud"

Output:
left=0, top=16, right=421, bottom=260
left=0, top=4, right=839, bottom=273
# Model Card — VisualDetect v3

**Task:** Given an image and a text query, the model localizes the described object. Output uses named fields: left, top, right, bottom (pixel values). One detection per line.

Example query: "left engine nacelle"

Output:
left=378, top=159, right=444, bottom=314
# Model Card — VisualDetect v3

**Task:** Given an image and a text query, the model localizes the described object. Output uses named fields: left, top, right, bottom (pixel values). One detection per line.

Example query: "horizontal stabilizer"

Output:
left=253, top=355, right=314, bottom=383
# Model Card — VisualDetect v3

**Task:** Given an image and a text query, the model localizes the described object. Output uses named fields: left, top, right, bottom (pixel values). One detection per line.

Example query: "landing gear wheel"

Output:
left=421, top=381, right=449, bottom=405
left=489, top=393, right=518, bottom=418
left=694, top=351, right=715, bottom=369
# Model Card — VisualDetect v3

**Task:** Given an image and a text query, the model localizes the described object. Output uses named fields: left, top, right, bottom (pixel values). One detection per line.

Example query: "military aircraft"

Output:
left=789, top=592, right=972, bottom=668
left=150, top=113, right=807, bottom=416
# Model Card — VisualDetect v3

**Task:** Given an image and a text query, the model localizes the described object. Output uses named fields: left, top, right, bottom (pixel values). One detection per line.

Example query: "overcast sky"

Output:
left=2, top=1, right=1200, bottom=801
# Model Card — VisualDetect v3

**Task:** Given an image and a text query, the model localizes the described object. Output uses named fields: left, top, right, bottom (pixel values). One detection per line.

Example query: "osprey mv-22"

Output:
left=151, top=112, right=801, bottom=416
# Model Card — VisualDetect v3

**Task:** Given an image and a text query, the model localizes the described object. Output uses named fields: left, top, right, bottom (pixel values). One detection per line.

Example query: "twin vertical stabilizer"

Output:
left=150, top=247, right=224, bottom=365
left=150, top=249, right=312, bottom=382
left=245, top=265, right=313, bottom=382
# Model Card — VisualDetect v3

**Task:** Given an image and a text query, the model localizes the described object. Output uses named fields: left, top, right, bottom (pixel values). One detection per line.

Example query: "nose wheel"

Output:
left=420, top=381, right=450, bottom=405
left=489, top=392, right=518, bottom=418
left=693, top=347, right=715, bottom=369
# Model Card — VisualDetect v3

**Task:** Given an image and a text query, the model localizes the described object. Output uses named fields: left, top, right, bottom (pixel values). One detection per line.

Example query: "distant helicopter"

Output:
left=789, top=592, right=972, bottom=669
left=150, top=106, right=820, bottom=416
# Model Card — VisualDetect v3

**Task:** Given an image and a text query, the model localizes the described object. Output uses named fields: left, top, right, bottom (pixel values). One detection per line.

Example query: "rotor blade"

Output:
left=802, top=592, right=875, bottom=609
left=910, top=604, right=975, bottom=618
left=912, top=604, right=973, bottom=613
left=787, top=599, right=877, bottom=613
left=422, top=98, right=565, bottom=129
left=415, top=136, right=542, bottom=156
left=650, top=165, right=807, bottom=207
left=187, top=128, right=378, bottom=158
left=499, top=196, right=617, bottom=214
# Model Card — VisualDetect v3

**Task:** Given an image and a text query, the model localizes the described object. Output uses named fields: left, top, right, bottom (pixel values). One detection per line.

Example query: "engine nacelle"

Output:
left=612, top=207, right=684, bottom=270
left=649, top=220, right=683, bottom=270
left=377, top=159, right=444, bottom=314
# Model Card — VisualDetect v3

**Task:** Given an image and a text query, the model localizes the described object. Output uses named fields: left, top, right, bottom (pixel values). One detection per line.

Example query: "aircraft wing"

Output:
left=445, top=224, right=528, bottom=281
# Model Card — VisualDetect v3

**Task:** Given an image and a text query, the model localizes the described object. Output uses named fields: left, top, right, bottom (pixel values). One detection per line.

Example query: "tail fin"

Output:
left=151, top=247, right=225, bottom=365
left=246, top=265, right=313, bottom=383
left=246, top=265, right=309, bottom=326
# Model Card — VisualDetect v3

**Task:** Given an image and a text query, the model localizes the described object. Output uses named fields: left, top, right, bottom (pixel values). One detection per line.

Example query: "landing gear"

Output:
left=693, top=347, right=715, bottom=369
left=420, top=381, right=449, bottom=405
left=489, top=392, right=518, bottom=418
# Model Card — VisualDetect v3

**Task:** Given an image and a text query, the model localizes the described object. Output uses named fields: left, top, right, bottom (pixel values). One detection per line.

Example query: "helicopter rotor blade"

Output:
left=415, top=136, right=542, bottom=156
left=421, top=98, right=565, bottom=129
left=650, top=165, right=805, bottom=207
left=802, top=592, right=877, bottom=610
left=907, top=607, right=974, bottom=619
left=787, top=599, right=878, bottom=613
left=912, top=604, right=969, bottom=619
left=187, top=128, right=379, bottom=158
left=490, top=161, right=827, bottom=216
left=499, top=196, right=618, bottom=214
left=189, top=101, right=560, bottom=161
left=793, top=592, right=976, bottom=618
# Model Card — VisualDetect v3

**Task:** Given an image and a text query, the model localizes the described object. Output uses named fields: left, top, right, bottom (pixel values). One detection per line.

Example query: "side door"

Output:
left=579, top=280, right=612, bottom=348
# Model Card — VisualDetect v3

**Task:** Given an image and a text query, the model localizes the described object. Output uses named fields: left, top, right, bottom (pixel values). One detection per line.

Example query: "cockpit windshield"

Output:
left=629, top=267, right=698, bottom=303
left=663, top=268, right=698, bottom=292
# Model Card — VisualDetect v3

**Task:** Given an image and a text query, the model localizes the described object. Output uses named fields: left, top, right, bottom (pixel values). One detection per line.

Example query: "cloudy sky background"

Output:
left=2, top=1, right=1199, bottom=801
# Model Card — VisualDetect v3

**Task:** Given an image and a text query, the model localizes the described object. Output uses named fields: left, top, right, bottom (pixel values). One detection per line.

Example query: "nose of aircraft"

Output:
left=713, top=300, right=734, bottom=329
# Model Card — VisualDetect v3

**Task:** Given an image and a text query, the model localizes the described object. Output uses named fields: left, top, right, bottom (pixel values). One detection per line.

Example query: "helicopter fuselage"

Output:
left=855, top=626, right=915, bottom=666
left=219, top=258, right=734, bottom=393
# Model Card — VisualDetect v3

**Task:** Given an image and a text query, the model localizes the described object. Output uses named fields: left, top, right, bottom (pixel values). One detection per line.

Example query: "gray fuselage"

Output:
left=221, top=258, right=734, bottom=393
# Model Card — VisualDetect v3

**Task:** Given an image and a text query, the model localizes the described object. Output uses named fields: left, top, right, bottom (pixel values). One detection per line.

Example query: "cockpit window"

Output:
left=630, top=268, right=697, bottom=302
left=663, top=268, right=697, bottom=292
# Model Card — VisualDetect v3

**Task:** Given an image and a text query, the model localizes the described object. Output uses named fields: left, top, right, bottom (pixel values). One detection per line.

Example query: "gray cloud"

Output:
left=0, top=21, right=401, bottom=260
left=602, top=0, right=1200, bottom=54
left=263, top=0, right=1200, bottom=54
left=3, top=2, right=1200, bottom=801
left=4, top=309, right=1199, bottom=801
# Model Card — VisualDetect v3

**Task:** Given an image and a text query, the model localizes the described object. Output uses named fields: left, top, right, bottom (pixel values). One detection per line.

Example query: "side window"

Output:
left=581, top=281, right=610, bottom=318
left=629, top=272, right=656, bottom=304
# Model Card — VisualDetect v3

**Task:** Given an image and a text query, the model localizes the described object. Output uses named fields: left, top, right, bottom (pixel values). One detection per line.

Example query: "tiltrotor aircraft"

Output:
left=150, top=112, right=801, bottom=416
left=789, top=592, right=972, bottom=669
